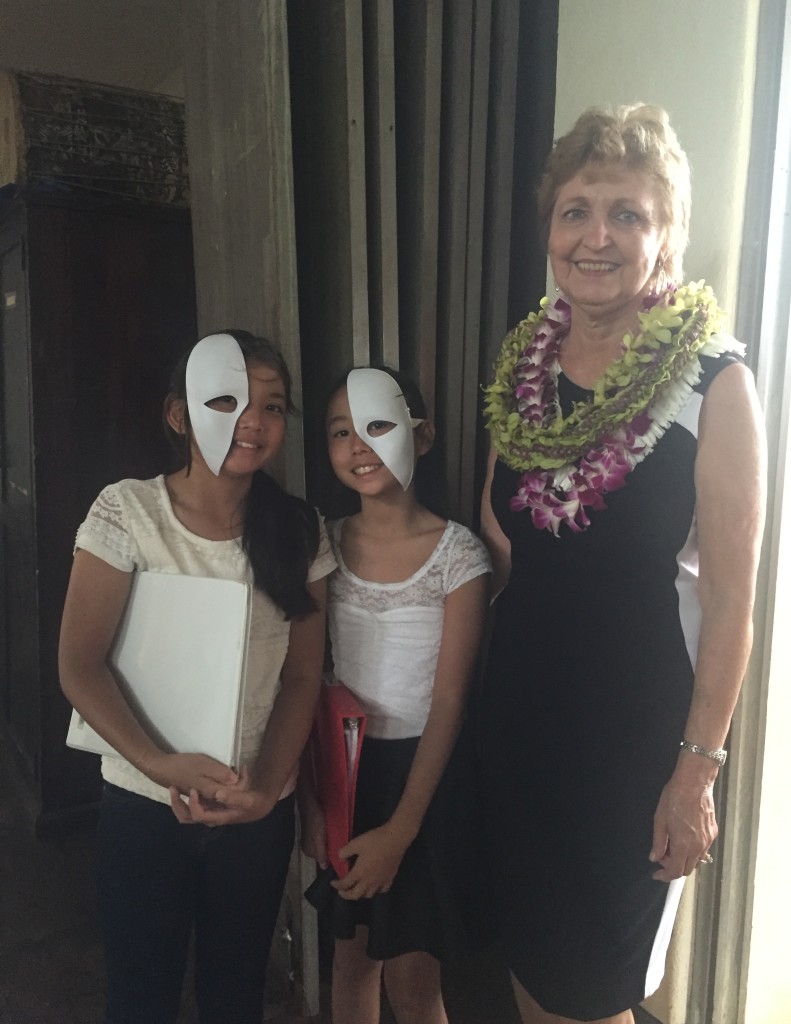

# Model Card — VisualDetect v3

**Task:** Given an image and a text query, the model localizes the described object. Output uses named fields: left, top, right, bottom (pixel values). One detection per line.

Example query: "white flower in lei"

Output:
left=483, top=282, right=745, bottom=536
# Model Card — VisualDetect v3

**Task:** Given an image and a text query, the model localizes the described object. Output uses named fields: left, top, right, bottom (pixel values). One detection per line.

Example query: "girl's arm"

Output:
left=481, top=442, right=511, bottom=599
left=650, top=363, right=766, bottom=881
left=172, top=577, right=328, bottom=824
left=332, top=571, right=489, bottom=900
left=59, top=550, right=238, bottom=796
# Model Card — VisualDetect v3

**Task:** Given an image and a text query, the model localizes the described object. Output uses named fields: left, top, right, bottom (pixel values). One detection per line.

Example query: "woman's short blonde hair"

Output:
left=537, top=103, right=691, bottom=283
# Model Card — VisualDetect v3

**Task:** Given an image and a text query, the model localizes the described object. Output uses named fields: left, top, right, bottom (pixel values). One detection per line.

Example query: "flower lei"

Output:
left=483, top=281, right=744, bottom=536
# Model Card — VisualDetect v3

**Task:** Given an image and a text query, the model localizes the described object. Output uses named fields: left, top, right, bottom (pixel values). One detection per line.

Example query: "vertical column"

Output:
left=182, top=0, right=304, bottom=493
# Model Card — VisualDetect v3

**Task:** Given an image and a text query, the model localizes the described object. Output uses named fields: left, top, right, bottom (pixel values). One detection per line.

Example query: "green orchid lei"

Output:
left=483, top=282, right=745, bottom=535
left=484, top=282, right=726, bottom=471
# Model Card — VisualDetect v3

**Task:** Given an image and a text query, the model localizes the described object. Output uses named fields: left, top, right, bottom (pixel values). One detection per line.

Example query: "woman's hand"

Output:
left=331, top=823, right=412, bottom=900
left=168, top=766, right=279, bottom=825
left=649, top=774, right=718, bottom=881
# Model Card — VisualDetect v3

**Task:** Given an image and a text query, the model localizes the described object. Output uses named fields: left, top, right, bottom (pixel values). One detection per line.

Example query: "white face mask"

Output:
left=346, top=368, right=421, bottom=490
left=185, top=334, right=249, bottom=476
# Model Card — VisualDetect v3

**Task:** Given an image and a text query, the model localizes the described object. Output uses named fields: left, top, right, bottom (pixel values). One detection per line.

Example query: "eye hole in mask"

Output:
left=205, top=395, right=239, bottom=413
left=366, top=420, right=396, bottom=437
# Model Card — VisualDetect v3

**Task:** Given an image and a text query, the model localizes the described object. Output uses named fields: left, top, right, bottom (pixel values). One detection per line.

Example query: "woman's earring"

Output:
left=654, top=254, right=668, bottom=295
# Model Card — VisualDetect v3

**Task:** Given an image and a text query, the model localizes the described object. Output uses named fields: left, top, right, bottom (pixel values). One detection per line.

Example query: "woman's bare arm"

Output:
left=650, top=363, right=766, bottom=881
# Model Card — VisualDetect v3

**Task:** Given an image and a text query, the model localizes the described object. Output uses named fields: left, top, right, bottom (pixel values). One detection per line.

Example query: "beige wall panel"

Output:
left=183, top=0, right=303, bottom=491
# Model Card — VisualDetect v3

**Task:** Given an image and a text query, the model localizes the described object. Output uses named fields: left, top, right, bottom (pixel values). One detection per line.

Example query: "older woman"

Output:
left=479, top=105, right=765, bottom=1024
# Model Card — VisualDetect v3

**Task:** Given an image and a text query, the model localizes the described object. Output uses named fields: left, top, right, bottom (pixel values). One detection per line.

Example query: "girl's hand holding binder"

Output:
left=332, top=820, right=415, bottom=900
left=168, top=765, right=280, bottom=825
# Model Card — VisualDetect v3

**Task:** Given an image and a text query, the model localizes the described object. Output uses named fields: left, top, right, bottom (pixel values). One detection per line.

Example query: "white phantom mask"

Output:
left=185, top=334, right=249, bottom=475
left=346, top=368, right=420, bottom=490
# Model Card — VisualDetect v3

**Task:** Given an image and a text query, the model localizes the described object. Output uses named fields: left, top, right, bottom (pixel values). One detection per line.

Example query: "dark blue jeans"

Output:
left=96, top=783, right=295, bottom=1024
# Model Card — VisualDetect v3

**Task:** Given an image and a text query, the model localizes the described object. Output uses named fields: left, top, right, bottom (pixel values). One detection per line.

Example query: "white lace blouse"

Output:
left=327, top=519, right=491, bottom=739
left=74, top=475, right=336, bottom=803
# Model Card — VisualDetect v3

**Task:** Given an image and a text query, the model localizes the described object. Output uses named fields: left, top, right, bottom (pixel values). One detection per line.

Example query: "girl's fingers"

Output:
left=169, top=787, right=195, bottom=824
left=336, top=879, right=389, bottom=900
left=331, top=871, right=359, bottom=893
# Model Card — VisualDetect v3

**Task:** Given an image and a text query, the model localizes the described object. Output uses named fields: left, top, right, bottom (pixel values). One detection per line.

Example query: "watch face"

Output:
left=346, top=368, right=416, bottom=490
left=186, top=334, right=249, bottom=475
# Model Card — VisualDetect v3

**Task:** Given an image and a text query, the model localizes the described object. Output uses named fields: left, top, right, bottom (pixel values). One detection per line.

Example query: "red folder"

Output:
left=309, top=679, right=366, bottom=878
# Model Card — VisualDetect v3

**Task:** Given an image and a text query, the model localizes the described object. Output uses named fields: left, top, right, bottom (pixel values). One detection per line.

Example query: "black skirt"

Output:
left=308, top=732, right=486, bottom=962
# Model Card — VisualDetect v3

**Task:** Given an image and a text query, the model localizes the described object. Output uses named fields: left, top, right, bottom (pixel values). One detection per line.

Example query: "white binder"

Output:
left=66, top=571, right=252, bottom=768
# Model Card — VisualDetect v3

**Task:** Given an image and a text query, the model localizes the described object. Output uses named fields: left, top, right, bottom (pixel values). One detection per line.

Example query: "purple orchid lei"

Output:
left=485, top=284, right=731, bottom=536
left=510, top=414, right=650, bottom=534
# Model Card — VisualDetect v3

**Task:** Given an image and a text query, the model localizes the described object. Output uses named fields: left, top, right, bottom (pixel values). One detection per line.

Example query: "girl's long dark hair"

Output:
left=322, top=365, right=450, bottom=520
left=165, top=330, right=319, bottom=619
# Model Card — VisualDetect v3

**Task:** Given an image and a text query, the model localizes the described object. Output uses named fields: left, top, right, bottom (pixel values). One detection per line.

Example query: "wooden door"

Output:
left=25, top=198, right=198, bottom=828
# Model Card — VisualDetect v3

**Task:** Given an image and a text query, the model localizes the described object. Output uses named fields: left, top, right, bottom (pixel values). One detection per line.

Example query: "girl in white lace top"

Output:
left=300, top=368, right=490, bottom=1024
left=58, top=332, right=335, bottom=1024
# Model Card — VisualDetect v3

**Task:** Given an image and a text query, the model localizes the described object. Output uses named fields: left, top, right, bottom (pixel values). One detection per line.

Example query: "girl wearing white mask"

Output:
left=59, top=331, right=335, bottom=1024
left=300, top=367, right=490, bottom=1024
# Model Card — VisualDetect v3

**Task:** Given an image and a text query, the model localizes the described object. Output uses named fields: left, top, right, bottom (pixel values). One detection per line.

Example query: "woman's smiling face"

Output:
left=548, top=164, right=668, bottom=321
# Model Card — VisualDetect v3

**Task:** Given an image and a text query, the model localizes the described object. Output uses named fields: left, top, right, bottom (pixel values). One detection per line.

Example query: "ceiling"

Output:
left=0, top=0, right=184, bottom=95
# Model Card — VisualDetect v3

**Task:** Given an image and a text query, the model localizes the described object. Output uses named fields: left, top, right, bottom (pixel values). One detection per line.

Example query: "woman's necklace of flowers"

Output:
left=483, top=281, right=742, bottom=536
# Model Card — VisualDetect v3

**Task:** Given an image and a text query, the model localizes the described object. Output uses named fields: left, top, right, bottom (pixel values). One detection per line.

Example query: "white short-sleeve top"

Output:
left=74, top=475, right=336, bottom=803
left=327, top=518, right=491, bottom=739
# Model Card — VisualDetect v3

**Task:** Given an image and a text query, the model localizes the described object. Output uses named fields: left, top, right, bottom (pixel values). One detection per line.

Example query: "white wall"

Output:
left=554, top=0, right=760, bottom=318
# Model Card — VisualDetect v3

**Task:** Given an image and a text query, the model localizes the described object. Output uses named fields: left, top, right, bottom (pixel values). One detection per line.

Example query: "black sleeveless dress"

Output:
left=478, top=355, right=740, bottom=1020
